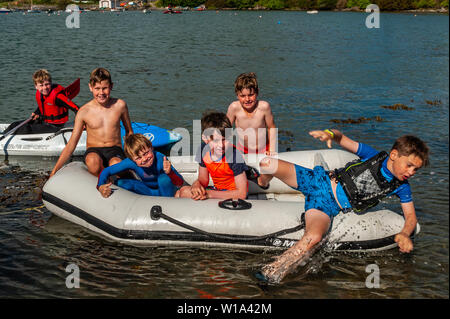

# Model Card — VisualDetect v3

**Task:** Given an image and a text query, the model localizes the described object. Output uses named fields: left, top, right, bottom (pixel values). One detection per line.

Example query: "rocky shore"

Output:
left=2, top=3, right=448, bottom=13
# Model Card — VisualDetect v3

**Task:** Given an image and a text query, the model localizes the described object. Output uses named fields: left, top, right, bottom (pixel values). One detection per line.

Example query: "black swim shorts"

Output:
left=83, top=146, right=126, bottom=168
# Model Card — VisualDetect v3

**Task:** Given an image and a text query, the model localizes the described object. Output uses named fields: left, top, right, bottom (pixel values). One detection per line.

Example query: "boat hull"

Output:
left=42, top=150, right=419, bottom=251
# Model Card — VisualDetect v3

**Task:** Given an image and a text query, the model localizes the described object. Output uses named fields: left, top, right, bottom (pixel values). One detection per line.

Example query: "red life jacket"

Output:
left=35, top=84, right=69, bottom=125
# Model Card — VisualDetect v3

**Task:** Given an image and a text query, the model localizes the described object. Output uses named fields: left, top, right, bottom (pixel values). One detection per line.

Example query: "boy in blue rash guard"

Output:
left=256, top=129, right=429, bottom=283
left=97, top=134, right=184, bottom=198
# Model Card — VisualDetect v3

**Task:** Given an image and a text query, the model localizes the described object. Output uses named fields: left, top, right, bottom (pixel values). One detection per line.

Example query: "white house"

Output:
left=99, top=0, right=116, bottom=9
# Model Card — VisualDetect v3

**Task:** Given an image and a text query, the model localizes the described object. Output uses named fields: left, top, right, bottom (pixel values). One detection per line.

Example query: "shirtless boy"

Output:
left=226, top=72, right=277, bottom=155
left=50, top=67, right=133, bottom=177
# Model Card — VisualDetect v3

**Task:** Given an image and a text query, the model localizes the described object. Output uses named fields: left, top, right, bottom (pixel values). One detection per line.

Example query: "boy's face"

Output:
left=132, top=146, right=154, bottom=168
left=35, top=80, right=52, bottom=97
left=237, top=88, right=258, bottom=110
left=202, top=130, right=230, bottom=157
left=389, top=150, right=423, bottom=181
left=89, top=80, right=113, bottom=105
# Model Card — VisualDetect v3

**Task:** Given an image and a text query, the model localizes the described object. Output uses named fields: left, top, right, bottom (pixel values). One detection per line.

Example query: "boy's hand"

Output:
left=31, top=112, right=40, bottom=121
left=394, top=232, right=413, bottom=253
left=98, top=182, right=113, bottom=198
left=190, top=181, right=207, bottom=200
left=163, top=156, right=172, bottom=174
left=309, top=130, right=334, bottom=148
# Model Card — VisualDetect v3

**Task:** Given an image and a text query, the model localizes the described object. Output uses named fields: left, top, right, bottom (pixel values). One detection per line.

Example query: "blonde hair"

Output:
left=32, top=69, right=52, bottom=85
left=123, top=134, right=153, bottom=159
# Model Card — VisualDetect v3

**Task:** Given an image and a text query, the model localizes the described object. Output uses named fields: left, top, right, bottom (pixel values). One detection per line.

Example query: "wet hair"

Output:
left=391, top=135, right=429, bottom=166
left=201, top=111, right=232, bottom=139
left=89, top=67, right=112, bottom=86
left=123, top=133, right=153, bottom=159
left=234, top=72, right=259, bottom=95
left=32, top=69, right=52, bottom=84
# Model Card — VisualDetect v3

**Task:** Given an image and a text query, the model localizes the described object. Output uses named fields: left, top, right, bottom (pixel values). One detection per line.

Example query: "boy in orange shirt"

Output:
left=176, top=112, right=249, bottom=200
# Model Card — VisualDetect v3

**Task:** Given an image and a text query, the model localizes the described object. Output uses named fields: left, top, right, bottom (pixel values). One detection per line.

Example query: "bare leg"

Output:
left=109, top=157, right=122, bottom=166
left=258, top=157, right=298, bottom=189
left=177, top=185, right=193, bottom=198
left=261, top=209, right=331, bottom=283
left=85, top=153, right=104, bottom=177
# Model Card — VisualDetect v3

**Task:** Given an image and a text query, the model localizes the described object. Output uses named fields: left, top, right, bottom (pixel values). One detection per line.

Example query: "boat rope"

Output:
left=0, top=205, right=45, bottom=216
left=150, top=205, right=305, bottom=242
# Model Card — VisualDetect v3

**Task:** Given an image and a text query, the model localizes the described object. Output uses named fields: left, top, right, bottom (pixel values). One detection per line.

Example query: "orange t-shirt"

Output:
left=196, top=142, right=248, bottom=191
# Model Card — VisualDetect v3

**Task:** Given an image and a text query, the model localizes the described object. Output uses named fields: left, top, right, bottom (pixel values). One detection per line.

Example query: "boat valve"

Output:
left=150, top=205, right=162, bottom=220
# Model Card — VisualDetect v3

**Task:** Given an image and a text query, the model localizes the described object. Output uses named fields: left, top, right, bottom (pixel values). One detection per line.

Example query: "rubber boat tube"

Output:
left=42, top=149, right=419, bottom=251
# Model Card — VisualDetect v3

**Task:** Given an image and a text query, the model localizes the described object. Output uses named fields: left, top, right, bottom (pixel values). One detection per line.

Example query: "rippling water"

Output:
left=0, top=10, right=448, bottom=299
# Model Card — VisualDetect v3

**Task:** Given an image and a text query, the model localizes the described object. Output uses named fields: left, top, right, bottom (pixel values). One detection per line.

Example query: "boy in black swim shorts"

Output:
left=50, top=68, right=133, bottom=177
left=83, top=146, right=126, bottom=169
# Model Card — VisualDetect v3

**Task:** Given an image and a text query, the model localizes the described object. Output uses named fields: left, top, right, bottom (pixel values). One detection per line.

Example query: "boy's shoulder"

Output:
left=256, top=100, right=271, bottom=111
left=111, top=97, right=127, bottom=107
left=227, top=100, right=241, bottom=111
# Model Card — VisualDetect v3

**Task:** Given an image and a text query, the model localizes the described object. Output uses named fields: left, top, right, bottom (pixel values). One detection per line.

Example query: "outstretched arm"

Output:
left=121, top=102, right=133, bottom=138
left=226, top=103, right=236, bottom=127
left=309, top=129, right=359, bottom=154
left=265, top=106, right=277, bottom=155
left=49, top=113, right=85, bottom=177
left=395, top=201, right=418, bottom=253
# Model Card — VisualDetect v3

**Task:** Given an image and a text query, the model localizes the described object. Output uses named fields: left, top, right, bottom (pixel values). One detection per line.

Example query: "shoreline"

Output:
left=1, top=4, right=448, bottom=14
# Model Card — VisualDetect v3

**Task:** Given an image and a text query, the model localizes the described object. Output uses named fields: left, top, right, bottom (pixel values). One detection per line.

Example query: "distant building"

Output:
left=99, top=1, right=116, bottom=9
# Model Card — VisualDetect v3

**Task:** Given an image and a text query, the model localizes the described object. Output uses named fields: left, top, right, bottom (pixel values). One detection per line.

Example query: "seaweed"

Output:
left=380, top=103, right=414, bottom=111
left=330, top=116, right=384, bottom=124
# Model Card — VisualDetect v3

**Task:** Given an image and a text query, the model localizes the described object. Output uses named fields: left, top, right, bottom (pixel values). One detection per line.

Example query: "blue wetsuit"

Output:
left=97, top=152, right=184, bottom=197
left=292, top=143, right=412, bottom=217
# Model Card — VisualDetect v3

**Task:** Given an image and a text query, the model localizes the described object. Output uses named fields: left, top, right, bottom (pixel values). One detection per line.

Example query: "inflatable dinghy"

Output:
left=42, top=149, right=419, bottom=251
left=0, top=121, right=182, bottom=157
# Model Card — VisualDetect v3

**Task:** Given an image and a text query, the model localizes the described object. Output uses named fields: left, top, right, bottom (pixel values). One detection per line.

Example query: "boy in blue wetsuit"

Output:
left=256, top=129, right=429, bottom=283
left=97, top=133, right=184, bottom=198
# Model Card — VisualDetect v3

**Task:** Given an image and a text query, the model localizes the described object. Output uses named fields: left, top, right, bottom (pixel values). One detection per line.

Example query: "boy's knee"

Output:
left=177, top=186, right=192, bottom=198
left=259, top=157, right=278, bottom=175
left=85, top=154, right=103, bottom=176
left=109, top=156, right=122, bottom=167
left=303, top=232, right=323, bottom=247
left=259, top=157, right=271, bottom=168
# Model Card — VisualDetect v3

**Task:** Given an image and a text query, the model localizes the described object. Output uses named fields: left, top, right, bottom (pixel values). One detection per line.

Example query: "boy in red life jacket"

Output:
left=176, top=112, right=249, bottom=200
left=226, top=72, right=277, bottom=155
left=50, top=67, right=133, bottom=178
left=31, top=69, right=79, bottom=127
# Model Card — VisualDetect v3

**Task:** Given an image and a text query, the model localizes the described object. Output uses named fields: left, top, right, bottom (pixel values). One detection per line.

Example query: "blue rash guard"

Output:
left=335, top=143, right=413, bottom=210
left=97, top=151, right=184, bottom=197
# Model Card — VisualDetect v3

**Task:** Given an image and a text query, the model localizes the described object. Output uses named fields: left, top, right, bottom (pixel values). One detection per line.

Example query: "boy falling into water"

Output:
left=256, top=129, right=429, bottom=284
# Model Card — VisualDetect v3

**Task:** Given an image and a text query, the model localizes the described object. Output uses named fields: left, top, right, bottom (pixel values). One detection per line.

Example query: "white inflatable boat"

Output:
left=42, top=149, right=419, bottom=251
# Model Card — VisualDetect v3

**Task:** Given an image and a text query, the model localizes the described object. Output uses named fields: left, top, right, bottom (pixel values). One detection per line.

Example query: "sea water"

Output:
left=0, top=10, right=448, bottom=299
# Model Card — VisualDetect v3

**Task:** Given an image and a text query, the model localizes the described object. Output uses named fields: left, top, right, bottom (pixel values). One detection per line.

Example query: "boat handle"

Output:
left=218, top=198, right=252, bottom=210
